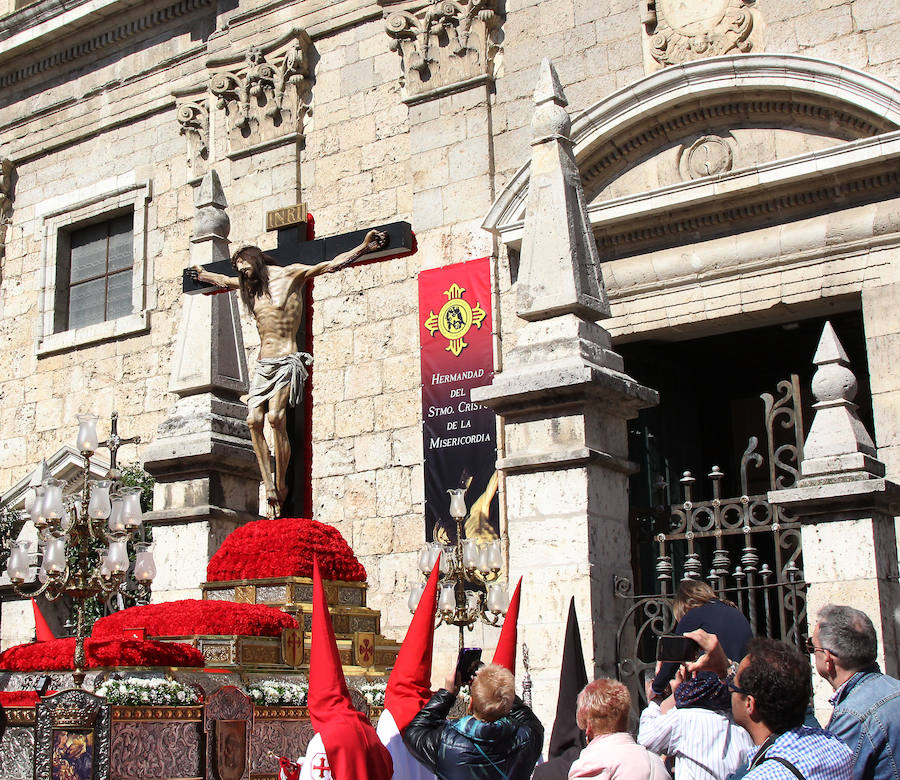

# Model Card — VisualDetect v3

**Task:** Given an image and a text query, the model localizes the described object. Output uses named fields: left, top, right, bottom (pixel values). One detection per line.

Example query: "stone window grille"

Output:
left=36, top=179, right=152, bottom=356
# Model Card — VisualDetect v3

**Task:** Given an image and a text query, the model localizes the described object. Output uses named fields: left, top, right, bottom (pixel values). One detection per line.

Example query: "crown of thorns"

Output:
left=230, top=244, right=263, bottom=267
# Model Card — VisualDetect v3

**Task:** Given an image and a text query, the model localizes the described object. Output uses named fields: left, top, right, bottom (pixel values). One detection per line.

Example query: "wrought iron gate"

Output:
left=615, top=376, right=808, bottom=701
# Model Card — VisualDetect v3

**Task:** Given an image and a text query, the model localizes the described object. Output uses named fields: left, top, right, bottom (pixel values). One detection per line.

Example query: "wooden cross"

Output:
left=182, top=219, right=414, bottom=295
left=182, top=214, right=414, bottom=517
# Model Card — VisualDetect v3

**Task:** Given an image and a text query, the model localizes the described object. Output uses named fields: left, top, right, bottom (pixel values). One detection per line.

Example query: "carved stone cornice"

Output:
left=205, top=28, right=313, bottom=160
left=641, top=0, right=760, bottom=70
left=0, top=0, right=214, bottom=91
left=380, top=0, right=502, bottom=103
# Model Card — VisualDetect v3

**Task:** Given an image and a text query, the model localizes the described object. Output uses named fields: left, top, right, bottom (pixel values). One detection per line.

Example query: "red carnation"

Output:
left=0, top=638, right=204, bottom=671
left=206, top=518, right=366, bottom=582
left=91, top=600, right=298, bottom=639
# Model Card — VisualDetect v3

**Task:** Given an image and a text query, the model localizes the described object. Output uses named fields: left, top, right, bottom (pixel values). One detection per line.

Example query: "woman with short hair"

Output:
left=568, top=679, right=671, bottom=780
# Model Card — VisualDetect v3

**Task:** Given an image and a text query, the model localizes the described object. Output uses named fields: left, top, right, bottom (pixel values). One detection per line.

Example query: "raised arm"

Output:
left=189, top=265, right=240, bottom=290
left=299, top=229, right=388, bottom=280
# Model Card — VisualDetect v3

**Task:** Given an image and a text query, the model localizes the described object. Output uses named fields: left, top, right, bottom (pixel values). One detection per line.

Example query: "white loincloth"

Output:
left=247, top=352, right=312, bottom=410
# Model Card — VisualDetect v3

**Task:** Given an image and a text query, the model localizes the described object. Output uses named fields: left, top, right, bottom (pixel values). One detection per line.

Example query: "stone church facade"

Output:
left=1, top=0, right=898, bottom=725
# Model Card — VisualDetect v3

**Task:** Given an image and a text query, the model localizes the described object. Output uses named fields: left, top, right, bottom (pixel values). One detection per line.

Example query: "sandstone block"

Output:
left=354, top=431, right=392, bottom=472
left=334, top=398, right=375, bottom=436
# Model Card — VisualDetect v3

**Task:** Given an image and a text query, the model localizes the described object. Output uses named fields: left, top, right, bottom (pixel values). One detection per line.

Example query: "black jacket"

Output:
left=403, top=688, right=544, bottom=780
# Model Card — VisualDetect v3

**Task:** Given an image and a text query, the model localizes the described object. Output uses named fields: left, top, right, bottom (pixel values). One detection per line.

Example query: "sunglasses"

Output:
left=725, top=673, right=748, bottom=696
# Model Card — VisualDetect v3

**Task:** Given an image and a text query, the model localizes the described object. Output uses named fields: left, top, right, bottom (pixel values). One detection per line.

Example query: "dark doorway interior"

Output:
left=620, top=309, right=872, bottom=508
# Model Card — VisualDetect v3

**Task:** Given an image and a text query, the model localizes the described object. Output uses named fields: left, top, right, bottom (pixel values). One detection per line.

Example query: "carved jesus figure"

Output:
left=190, top=230, right=387, bottom=517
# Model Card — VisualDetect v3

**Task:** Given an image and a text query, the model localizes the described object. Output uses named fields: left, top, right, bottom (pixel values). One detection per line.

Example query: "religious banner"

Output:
left=418, top=258, right=498, bottom=544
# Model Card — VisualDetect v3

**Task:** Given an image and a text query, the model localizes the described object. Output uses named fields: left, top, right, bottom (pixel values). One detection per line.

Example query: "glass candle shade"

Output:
left=462, top=539, right=479, bottom=569
left=477, top=545, right=491, bottom=575
left=134, top=549, right=156, bottom=583
left=428, top=543, right=442, bottom=569
left=99, top=556, right=112, bottom=579
left=107, top=498, right=126, bottom=533
left=438, top=585, right=457, bottom=613
left=6, top=542, right=30, bottom=582
left=76, top=414, right=100, bottom=453
left=107, top=540, right=129, bottom=574
left=30, top=486, right=47, bottom=529
left=417, top=544, right=432, bottom=574
left=44, top=537, right=67, bottom=574
left=407, top=583, right=425, bottom=613
left=439, top=546, right=453, bottom=575
left=121, top=488, right=142, bottom=529
left=42, top=479, right=66, bottom=523
left=88, top=480, right=112, bottom=520
left=488, top=540, right=503, bottom=572
left=447, top=488, right=467, bottom=520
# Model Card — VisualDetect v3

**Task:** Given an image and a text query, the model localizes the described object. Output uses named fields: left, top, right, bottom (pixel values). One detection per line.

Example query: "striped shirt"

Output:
left=638, top=702, right=755, bottom=780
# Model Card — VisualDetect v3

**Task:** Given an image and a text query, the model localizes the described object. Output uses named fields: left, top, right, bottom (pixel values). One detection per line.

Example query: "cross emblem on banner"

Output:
left=354, top=631, right=376, bottom=668
left=281, top=627, right=304, bottom=667
left=312, top=754, right=331, bottom=779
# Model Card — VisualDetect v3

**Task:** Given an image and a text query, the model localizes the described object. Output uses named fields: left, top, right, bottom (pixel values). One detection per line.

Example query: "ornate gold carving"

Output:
left=111, top=705, right=203, bottom=721
left=234, top=585, right=256, bottom=603
left=382, top=0, right=503, bottom=102
left=643, top=0, right=756, bottom=68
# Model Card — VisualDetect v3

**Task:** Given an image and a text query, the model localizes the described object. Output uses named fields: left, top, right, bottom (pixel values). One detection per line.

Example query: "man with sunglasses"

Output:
left=810, top=605, right=900, bottom=780
left=683, top=630, right=852, bottom=780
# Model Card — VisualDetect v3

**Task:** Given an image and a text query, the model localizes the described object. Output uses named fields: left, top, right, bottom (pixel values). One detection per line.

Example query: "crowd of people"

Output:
left=396, top=581, right=899, bottom=780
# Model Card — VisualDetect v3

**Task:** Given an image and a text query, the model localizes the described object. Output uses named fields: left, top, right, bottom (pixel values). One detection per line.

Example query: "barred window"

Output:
left=55, top=212, right=134, bottom=332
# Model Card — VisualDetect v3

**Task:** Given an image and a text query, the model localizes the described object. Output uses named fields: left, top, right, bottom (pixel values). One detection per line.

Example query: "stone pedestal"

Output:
left=142, top=170, right=260, bottom=602
left=474, top=60, right=658, bottom=726
left=769, top=321, right=900, bottom=721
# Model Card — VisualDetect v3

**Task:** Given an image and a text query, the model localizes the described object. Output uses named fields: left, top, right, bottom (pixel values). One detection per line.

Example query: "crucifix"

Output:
left=185, top=213, right=413, bottom=519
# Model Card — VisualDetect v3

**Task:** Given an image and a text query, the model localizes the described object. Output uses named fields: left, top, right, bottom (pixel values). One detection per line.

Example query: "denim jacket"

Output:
left=826, top=670, right=900, bottom=780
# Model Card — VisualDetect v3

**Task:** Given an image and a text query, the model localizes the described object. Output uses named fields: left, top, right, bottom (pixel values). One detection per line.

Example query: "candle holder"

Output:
left=5, top=411, right=152, bottom=685
left=409, top=486, right=509, bottom=649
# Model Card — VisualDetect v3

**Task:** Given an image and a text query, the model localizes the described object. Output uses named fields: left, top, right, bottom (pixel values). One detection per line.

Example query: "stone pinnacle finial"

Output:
left=518, top=59, right=608, bottom=322
left=534, top=58, right=568, bottom=107
left=800, top=321, right=883, bottom=482
left=192, top=169, right=230, bottom=242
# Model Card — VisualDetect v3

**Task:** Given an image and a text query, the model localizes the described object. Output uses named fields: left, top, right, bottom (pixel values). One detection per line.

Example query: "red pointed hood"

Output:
left=307, top=558, right=393, bottom=780
left=32, top=599, right=55, bottom=642
left=492, top=577, right=522, bottom=674
left=384, top=554, right=441, bottom=732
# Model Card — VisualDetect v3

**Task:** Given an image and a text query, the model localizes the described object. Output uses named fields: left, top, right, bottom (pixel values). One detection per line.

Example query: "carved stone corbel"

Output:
left=381, top=0, right=503, bottom=103
left=206, top=28, right=312, bottom=159
left=175, top=97, right=209, bottom=166
left=0, top=158, right=14, bottom=263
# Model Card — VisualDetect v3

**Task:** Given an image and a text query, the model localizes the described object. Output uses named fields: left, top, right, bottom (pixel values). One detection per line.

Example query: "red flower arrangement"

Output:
left=0, top=638, right=204, bottom=671
left=206, top=517, right=366, bottom=582
left=91, top=599, right=298, bottom=639
left=0, top=690, right=56, bottom=707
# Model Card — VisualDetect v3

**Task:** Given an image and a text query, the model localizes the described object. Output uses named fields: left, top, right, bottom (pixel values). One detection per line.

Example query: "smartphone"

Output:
left=656, top=634, right=700, bottom=663
left=455, top=647, right=483, bottom=686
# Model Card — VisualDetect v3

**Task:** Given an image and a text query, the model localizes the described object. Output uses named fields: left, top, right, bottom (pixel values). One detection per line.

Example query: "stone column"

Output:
left=142, top=170, right=260, bottom=601
left=473, top=60, right=658, bottom=726
left=769, top=322, right=900, bottom=720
